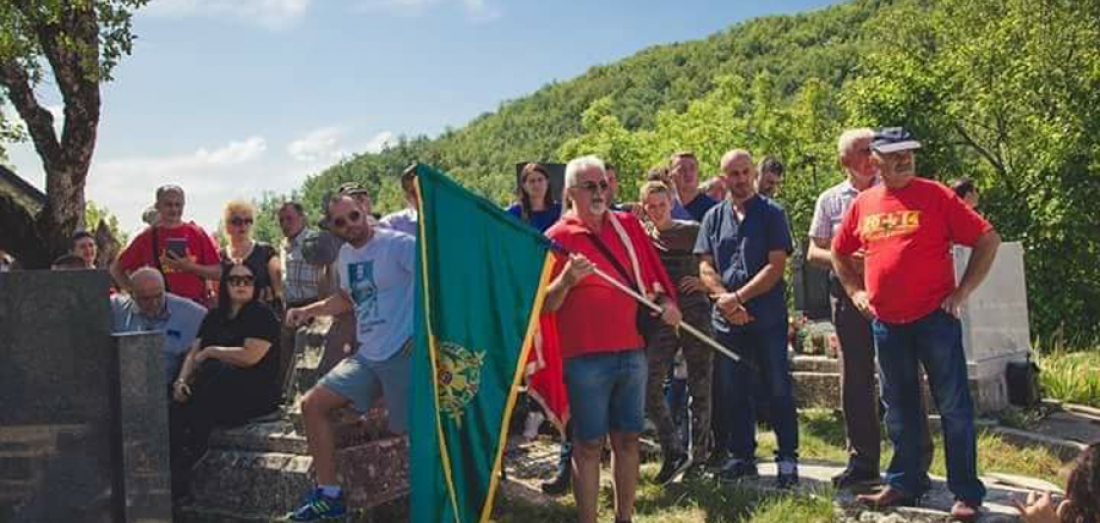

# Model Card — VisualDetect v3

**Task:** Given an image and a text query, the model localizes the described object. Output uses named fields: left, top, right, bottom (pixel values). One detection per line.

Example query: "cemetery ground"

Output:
left=492, top=407, right=1074, bottom=523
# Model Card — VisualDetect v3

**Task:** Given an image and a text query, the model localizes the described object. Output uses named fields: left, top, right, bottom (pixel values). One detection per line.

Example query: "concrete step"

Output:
left=187, top=436, right=409, bottom=518
left=179, top=496, right=409, bottom=523
left=790, top=354, right=839, bottom=373
left=792, top=371, right=841, bottom=409
left=188, top=449, right=314, bottom=517
left=207, top=410, right=393, bottom=456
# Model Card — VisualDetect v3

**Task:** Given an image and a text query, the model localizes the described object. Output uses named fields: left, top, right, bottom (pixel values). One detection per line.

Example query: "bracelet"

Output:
left=732, top=291, right=742, bottom=303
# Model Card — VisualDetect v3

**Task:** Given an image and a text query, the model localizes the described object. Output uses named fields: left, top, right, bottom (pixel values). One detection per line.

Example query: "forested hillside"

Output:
left=256, top=0, right=1100, bottom=344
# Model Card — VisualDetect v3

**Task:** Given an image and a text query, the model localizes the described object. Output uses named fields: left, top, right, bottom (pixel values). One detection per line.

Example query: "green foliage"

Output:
left=279, top=0, right=1097, bottom=341
left=1037, top=349, right=1100, bottom=408
left=84, top=199, right=127, bottom=245
left=845, top=0, right=1100, bottom=343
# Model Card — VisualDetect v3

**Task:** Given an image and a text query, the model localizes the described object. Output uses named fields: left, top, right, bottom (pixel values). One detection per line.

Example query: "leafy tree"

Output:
left=845, top=0, right=1100, bottom=343
left=0, top=0, right=147, bottom=269
left=84, top=198, right=126, bottom=245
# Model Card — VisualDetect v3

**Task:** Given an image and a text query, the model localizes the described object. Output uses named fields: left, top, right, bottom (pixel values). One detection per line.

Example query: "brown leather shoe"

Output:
left=950, top=500, right=980, bottom=522
left=856, top=486, right=917, bottom=508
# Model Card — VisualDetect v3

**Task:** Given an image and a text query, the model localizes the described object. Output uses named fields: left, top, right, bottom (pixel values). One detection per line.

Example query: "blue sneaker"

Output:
left=287, top=488, right=346, bottom=522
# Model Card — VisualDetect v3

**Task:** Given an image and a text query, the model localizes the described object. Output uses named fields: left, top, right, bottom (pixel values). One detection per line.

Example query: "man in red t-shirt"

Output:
left=545, top=156, right=681, bottom=523
left=111, top=185, right=222, bottom=305
left=832, top=128, right=1001, bottom=522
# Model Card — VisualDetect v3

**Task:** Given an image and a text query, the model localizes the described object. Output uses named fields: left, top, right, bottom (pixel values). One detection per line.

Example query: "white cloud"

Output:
left=287, top=126, right=347, bottom=163
left=143, top=0, right=313, bottom=30
left=87, top=136, right=273, bottom=234
left=362, top=130, right=395, bottom=153
left=358, top=0, right=500, bottom=21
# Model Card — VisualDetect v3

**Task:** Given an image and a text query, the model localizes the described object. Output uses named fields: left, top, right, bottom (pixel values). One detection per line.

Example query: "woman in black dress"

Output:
left=169, top=262, right=281, bottom=499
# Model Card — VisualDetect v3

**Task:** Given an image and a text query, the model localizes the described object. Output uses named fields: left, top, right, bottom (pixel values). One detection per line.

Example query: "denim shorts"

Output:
left=317, top=343, right=411, bottom=434
left=564, top=349, right=647, bottom=441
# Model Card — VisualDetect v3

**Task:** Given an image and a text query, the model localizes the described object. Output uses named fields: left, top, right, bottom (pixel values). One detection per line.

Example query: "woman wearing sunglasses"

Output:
left=507, top=162, right=562, bottom=233
left=168, top=262, right=282, bottom=500
left=221, top=200, right=283, bottom=310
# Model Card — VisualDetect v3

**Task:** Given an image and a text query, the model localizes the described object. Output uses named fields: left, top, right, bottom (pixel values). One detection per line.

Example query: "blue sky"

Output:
left=4, top=0, right=842, bottom=233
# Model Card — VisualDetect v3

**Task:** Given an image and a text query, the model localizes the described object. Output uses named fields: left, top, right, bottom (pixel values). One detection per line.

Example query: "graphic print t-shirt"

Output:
left=337, top=228, right=416, bottom=362
left=832, top=177, right=992, bottom=323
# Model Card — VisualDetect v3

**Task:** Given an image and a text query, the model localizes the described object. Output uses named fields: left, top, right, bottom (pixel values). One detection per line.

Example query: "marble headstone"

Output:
left=953, top=241, right=1032, bottom=413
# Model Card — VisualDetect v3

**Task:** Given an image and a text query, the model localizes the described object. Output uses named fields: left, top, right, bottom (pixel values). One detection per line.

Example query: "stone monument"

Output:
left=954, top=241, right=1032, bottom=413
left=0, top=270, right=172, bottom=522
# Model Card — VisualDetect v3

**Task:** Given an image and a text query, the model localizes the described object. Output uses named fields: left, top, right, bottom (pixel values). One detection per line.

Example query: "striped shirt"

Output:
left=282, top=229, right=325, bottom=305
left=809, top=179, right=875, bottom=239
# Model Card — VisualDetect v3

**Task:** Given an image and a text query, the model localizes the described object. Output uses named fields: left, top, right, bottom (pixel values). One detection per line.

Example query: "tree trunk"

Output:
left=0, top=2, right=101, bottom=269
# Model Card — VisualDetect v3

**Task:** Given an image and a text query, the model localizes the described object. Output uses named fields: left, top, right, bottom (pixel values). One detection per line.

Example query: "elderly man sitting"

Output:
left=110, top=267, right=208, bottom=388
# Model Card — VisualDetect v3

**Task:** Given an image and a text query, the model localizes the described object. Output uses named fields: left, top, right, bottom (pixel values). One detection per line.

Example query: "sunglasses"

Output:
left=574, top=180, right=610, bottom=193
left=230, top=217, right=254, bottom=227
left=331, top=210, right=362, bottom=229
left=227, top=275, right=255, bottom=287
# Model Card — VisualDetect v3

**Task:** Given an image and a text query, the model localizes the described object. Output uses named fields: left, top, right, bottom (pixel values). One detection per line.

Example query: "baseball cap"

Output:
left=871, top=127, right=922, bottom=154
left=337, top=182, right=370, bottom=196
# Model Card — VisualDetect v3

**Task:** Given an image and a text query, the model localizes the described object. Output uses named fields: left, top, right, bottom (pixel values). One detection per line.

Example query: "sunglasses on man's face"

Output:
left=230, top=217, right=254, bottom=227
left=574, top=180, right=610, bottom=193
left=331, top=210, right=362, bottom=229
left=227, top=275, right=255, bottom=287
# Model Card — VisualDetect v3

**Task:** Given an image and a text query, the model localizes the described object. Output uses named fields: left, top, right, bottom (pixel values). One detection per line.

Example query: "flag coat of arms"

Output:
left=410, top=164, right=555, bottom=523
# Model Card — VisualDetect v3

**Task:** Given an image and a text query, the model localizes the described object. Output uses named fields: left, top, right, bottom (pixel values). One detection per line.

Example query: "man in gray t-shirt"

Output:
left=110, top=267, right=207, bottom=386
left=283, top=193, right=415, bottom=521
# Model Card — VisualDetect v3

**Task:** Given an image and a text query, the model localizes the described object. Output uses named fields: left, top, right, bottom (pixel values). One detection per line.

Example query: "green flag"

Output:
left=410, top=164, right=555, bottom=523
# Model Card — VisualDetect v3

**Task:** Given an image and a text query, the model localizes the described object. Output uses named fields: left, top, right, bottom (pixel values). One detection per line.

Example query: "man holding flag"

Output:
left=544, top=156, right=682, bottom=523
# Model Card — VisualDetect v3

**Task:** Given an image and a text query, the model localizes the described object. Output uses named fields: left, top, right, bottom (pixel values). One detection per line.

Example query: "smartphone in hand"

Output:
left=165, top=238, right=188, bottom=258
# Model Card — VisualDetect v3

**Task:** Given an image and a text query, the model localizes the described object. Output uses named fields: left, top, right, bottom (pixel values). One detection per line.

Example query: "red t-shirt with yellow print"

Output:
left=832, top=177, right=992, bottom=324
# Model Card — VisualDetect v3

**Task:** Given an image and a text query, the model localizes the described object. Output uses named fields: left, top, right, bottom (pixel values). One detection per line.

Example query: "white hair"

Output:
left=837, top=128, right=874, bottom=162
left=130, top=267, right=165, bottom=290
left=564, top=155, right=606, bottom=189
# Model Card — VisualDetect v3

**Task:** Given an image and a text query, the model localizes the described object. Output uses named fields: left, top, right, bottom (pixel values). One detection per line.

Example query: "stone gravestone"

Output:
left=0, top=270, right=172, bottom=522
left=792, top=244, right=831, bottom=321
left=953, top=241, right=1032, bottom=413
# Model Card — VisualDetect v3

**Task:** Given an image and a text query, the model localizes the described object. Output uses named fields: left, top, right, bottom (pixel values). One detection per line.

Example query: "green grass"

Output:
left=756, top=409, right=1069, bottom=485
left=1036, top=349, right=1100, bottom=408
left=492, top=465, right=837, bottom=523
left=493, top=409, right=1070, bottom=522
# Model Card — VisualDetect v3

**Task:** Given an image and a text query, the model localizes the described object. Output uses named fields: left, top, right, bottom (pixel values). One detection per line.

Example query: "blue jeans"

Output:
left=712, top=320, right=799, bottom=463
left=564, top=350, right=648, bottom=441
left=874, top=309, right=986, bottom=503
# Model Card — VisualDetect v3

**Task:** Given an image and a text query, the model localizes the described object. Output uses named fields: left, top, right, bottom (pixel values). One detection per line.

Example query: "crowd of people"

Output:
left=11, top=126, right=1097, bottom=523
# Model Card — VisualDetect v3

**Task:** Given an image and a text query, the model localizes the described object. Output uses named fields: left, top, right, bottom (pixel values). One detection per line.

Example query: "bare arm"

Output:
left=700, top=254, right=754, bottom=324
left=109, top=259, right=132, bottom=291
left=806, top=236, right=834, bottom=270
left=285, top=291, right=353, bottom=326
left=544, top=254, right=594, bottom=313
left=956, top=231, right=1001, bottom=297
left=942, top=230, right=1001, bottom=315
left=199, top=338, right=272, bottom=367
left=176, top=338, right=203, bottom=385
left=734, top=250, right=787, bottom=302
left=698, top=254, right=728, bottom=296
left=833, top=250, right=873, bottom=318
left=268, top=254, right=284, bottom=301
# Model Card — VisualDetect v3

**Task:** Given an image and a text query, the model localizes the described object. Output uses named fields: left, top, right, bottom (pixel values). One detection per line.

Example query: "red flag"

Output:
left=524, top=312, right=570, bottom=432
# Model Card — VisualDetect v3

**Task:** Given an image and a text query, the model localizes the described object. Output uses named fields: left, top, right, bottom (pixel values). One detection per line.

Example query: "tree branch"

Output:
left=0, top=61, right=62, bottom=171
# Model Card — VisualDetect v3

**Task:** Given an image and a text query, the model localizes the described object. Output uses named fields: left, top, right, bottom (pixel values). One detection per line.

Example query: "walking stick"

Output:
left=585, top=264, right=740, bottom=362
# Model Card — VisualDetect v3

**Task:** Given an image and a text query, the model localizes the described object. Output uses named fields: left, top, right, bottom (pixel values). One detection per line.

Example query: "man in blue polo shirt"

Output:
left=695, top=148, right=799, bottom=488
left=110, top=267, right=207, bottom=388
